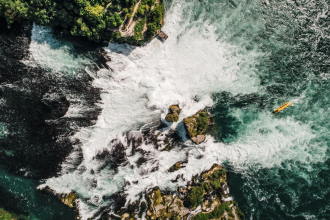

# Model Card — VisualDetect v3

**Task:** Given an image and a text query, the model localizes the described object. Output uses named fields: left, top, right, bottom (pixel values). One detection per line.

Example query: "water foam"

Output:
left=27, top=25, right=91, bottom=74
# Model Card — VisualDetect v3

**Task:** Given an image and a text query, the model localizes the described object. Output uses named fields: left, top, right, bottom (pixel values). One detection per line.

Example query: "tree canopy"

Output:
left=0, top=0, right=164, bottom=45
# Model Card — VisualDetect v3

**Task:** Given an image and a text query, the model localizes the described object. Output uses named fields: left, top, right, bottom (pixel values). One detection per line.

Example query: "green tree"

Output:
left=0, top=0, right=28, bottom=27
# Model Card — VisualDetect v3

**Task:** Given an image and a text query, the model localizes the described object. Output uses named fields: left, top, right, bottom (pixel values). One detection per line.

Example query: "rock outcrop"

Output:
left=183, top=110, right=211, bottom=144
left=60, top=192, right=77, bottom=208
left=146, top=164, right=242, bottom=220
left=165, top=105, right=181, bottom=122
left=168, top=161, right=187, bottom=172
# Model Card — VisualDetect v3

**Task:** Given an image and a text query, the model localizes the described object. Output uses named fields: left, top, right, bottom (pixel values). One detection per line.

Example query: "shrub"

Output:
left=186, top=186, right=205, bottom=208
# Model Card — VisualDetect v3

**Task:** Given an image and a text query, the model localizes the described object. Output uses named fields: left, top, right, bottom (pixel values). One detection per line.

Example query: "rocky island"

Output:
left=145, top=164, right=242, bottom=220
left=117, top=164, right=242, bottom=220
left=52, top=108, right=242, bottom=220
left=183, top=110, right=211, bottom=144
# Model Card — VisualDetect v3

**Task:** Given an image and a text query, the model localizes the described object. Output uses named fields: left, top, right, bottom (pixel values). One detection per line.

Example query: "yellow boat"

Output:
left=273, top=101, right=293, bottom=113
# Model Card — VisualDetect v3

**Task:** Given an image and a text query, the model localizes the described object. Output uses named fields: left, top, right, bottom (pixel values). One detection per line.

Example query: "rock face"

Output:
left=165, top=105, right=181, bottom=122
left=183, top=110, right=210, bottom=144
left=145, top=164, right=242, bottom=220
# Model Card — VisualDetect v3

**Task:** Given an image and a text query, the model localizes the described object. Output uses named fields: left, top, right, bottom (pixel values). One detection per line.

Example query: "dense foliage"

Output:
left=0, top=0, right=164, bottom=44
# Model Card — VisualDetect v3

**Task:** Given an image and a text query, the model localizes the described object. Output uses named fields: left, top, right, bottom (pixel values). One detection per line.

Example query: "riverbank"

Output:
left=0, top=0, right=165, bottom=45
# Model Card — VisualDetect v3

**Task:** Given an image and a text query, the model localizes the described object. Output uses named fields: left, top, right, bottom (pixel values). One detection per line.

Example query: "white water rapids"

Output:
left=28, top=0, right=327, bottom=219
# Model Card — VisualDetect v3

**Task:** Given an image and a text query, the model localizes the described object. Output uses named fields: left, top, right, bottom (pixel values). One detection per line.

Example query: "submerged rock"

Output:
left=41, top=92, right=70, bottom=119
left=183, top=110, right=211, bottom=144
left=165, top=105, right=181, bottom=122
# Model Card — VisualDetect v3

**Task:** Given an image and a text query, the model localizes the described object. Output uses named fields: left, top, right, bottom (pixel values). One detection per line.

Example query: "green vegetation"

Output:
left=185, top=165, right=228, bottom=209
left=185, top=186, right=205, bottom=208
left=0, top=0, right=164, bottom=45
left=0, top=0, right=28, bottom=27
left=192, top=202, right=232, bottom=220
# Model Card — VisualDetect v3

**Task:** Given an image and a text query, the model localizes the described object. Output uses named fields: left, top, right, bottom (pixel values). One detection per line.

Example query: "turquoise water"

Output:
left=207, top=0, right=329, bottom=219
left=0, top=168, right=76, bottom=220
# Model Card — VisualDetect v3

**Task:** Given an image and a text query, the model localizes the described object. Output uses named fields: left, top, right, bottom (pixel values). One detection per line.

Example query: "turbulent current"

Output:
left=1, top=0, right=329, bottom=219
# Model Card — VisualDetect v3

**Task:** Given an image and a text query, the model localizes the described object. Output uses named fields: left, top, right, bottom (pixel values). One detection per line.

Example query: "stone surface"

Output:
left=168, top=161, right=186, bottom=172
left=60, top=192, right=77, bottom=208
left=183, top=110, right=210, bottom=144
left=165, top=105, right=181, bottom=122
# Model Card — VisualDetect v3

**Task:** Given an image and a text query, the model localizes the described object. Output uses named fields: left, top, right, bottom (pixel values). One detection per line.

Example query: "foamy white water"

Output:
left=35, top=1, right=327, bottom=219
left=27, top=25, right=91, bottom=74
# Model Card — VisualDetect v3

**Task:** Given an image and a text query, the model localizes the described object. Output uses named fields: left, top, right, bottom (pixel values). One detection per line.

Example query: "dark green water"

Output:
left=0, top=168, right=75, bottom=220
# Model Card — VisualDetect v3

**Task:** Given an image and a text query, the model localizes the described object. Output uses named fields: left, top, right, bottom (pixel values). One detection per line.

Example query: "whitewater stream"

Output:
left=1, top=0, right=329, bottom=219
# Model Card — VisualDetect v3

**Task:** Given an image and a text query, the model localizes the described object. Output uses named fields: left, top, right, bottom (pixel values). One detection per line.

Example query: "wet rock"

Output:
left=168, top=161, right=186, bottom=172
left=95, top=139, right=127, bottom=170
left=165, top=105, right=181, bottom=122
left=60, top=192, right=77, bottom=208
left=183, top=110, right=210, bottom=144
left=109, top=139, right=127, bottom=168
left=126, top=131, right=143, bottom=154
left=191, top=135, right=206, bottom=145
left=41, top=92, right=70, bottom=119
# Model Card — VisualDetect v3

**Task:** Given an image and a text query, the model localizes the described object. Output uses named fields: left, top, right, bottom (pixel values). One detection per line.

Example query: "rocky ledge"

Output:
left=120, top=164, right=242, bottom=220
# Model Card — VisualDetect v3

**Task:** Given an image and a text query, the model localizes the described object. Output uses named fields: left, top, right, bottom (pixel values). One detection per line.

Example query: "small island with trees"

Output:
left=0, top=0, right=165, bottom=45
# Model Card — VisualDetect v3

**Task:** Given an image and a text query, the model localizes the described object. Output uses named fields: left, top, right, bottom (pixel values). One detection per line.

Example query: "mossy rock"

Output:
left=165, top=105, right=181, bottom=122
left=60, top=192, right=77, bottom=208
left=183, top=110, right=210, bottom=144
